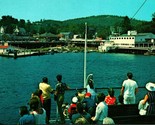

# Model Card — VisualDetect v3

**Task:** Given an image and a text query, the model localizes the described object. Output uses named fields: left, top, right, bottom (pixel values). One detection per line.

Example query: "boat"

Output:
left=49, top=23, right=155, bottom=124
left=98, top=41, right=116, bottom=52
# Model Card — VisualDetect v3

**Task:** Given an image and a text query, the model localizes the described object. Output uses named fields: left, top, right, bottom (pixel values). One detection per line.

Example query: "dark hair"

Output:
left=42, top=77, right=48, bottom=83
left=33, top=89, right=42, bottom=97
left=29, top=96, right=39, bottom=111
left=97, top=93, right=105, bottom=102
left=56, top=74, right=62, bottom=82
left=19, top=106, right=29, bottom=116
left=88, top=79, right=94, bottom=89
left=108, top=88, right=114, bottom=97
left=127, top=72, right=133, bottom=79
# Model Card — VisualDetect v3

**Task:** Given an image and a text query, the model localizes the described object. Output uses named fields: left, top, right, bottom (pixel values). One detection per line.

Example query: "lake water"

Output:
left=0, top=52, right=155, bottom=124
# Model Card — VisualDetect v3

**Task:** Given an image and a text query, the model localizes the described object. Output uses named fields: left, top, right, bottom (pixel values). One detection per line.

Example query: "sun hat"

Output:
left=72, top=97, right=78, bottom=103
left=146, top=82, right=155, bottom=91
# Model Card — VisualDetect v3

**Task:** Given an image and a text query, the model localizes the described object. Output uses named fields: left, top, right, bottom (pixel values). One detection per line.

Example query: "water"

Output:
left=0, top=52, right=155, bottom=124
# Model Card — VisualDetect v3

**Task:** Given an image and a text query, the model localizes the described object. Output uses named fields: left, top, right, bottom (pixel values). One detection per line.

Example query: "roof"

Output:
left=39, top=32, right=58, bottom=38
left=0, top=45, right=8, bottom=49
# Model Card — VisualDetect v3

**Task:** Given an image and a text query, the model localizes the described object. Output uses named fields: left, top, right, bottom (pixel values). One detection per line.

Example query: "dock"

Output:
left=0, top=51, right=53, bottom=59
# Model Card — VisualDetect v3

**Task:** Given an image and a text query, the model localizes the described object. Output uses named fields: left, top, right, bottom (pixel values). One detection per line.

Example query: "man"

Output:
left=121, top=72, right=138, bottom=104
left=71, top=102, right=92, bottom=124
left=55, top=74, right=70, bottom=124
left=39, top=77, right=54, bottom=124
left=91, top=93, right=108, bottom=124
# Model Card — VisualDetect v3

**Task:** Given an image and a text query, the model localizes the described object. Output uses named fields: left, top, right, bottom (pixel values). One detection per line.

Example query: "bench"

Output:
left=108, top=104, right=155, bottom=124
left=108, top=104, right=139, bottom=117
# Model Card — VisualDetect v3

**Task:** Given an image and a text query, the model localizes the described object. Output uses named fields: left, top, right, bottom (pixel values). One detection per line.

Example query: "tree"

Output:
left=152, top=12, right=155, bottom=22
left=121, top=16, right=132, bottom=34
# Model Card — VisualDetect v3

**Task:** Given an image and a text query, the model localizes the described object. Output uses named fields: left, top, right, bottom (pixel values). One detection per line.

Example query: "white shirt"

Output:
left=122, top=79, right=138, bottom=97
left=32, top=108, right=46, bottom=124
left=86, top=85, right=96, bottom=101
left=94, top=101, right=108, bottom=121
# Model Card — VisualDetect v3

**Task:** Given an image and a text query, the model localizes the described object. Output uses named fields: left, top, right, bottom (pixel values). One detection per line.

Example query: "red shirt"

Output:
left=68, top=103, right=77, bottom=115
left=105, top=95, right=116, bottom=105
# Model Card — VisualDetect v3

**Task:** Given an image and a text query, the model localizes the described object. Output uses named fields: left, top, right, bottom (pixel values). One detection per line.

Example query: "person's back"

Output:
left=39, top=77, right=53, bottom=100
left=68, top=96, right=78, bottom=119
left=29, top=96, right=46, bottom=124
left=105, top=88, right=116, bottom=105
left=55, top=74, right=69, bottom=124
left=86, top=79, right=97, bottom=102
left=18, top=106, right=35, bottom=125
left=39, top=77, right=53, bottom=124
left=31, top=108, right=46, bottom=124
left=91, top=93, right=108, bottom=124
left=82, top=93, right=96, bottom=117
left=71, top=102, right=91, bottom=124
left=121, top=72, right=138, bottom=104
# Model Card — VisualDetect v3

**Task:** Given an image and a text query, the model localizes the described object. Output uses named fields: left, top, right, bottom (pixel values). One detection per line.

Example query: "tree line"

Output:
left=0, top=14, right=155, bottom=40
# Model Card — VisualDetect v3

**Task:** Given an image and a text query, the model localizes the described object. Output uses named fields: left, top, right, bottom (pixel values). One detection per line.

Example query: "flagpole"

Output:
left=84, top=22, right=87, bottom=88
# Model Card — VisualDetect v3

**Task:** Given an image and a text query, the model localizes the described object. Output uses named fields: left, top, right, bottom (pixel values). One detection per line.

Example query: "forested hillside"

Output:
left=0, top=14, right=155, bottom=39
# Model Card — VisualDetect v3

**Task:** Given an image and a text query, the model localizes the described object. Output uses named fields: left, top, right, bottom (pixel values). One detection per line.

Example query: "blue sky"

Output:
left=0, top=0, right=154, bottom=22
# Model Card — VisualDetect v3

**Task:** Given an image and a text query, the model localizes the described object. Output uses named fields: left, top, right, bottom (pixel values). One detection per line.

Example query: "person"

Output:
left=91, top=92, right=108, bottom=124
left=68, top=96, right=78, bottom=119
left=76, top=89, right=85, bottom=102
left=140, top=82, right=155, bottom=115
left=105, top=88, right=117, bottom=105
left=29, top=96, right=46, bottom=124
left=82, top=92, right=96, bottom=117
left=86, top=78, right=97, bottom=102
left=55, top=74, right=70, bottom=124
left=18, top=106, right=35, bottom=125
left=120, top=72, right=138, bottom=104
left=71, top=102, right=92, bottom=124
left=39, top=77, right=54, bottom=124
left=103, top=117, right=115, bottom=124
left=31, top=89, right=44, bottom=106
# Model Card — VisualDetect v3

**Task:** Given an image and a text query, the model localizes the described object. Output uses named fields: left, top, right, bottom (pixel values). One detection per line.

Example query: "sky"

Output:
left=0, top=0, right=154, bottom=22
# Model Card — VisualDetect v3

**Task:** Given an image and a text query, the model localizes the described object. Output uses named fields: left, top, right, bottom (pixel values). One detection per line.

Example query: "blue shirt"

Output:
left=18, top=114, right=35, bottom=125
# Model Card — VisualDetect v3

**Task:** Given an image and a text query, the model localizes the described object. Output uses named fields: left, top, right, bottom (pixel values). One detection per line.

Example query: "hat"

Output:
left=72, top=97, right=78, bottom=103
left=85, top=92, right=91, bottom=97
left=146, top=82, right=155, bottom=91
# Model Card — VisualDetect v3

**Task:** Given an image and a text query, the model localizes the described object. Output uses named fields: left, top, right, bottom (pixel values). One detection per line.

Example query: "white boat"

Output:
left=98, top=41, right=116, bottom=52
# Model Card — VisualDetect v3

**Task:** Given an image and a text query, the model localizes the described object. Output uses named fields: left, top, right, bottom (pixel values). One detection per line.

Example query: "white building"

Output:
left=109, top=31, right=155, bottom=48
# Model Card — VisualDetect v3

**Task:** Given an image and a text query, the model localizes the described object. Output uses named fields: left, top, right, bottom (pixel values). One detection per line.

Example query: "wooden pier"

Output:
left=0, top=51, right=51, bottom=59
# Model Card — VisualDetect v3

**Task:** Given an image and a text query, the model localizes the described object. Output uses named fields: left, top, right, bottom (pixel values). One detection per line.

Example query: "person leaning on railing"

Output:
left=120, top=72, right=138, bottom=104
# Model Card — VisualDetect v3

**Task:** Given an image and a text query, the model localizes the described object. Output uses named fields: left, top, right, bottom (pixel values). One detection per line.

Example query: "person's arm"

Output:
left=135, top=88, right=138, bottom=95
left=142, top=94, right=148, bottom=105
left=120, top=86, right=124, bottom=95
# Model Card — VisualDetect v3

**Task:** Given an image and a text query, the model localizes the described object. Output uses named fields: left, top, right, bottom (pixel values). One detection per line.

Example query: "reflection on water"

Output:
left=0, top=53, right=155, bottom=124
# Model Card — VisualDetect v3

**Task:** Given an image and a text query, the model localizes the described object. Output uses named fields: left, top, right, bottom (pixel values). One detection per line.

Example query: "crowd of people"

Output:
left=17, top=72, right=155, bottom=124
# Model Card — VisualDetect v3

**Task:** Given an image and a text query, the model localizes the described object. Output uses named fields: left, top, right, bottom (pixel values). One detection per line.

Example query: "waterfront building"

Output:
left=109, top=31, right=155, bottom=48
left=59, top=32, right=73, bottom=41
left=0, top=42, right=9, bottom=53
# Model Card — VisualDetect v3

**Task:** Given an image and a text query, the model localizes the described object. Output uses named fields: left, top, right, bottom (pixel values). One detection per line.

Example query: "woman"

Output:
left=105, top=88, right=117, bottom=105
left=141, top=82, right=155, bottom=115
left=29, top=96, right=46, bottom=124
